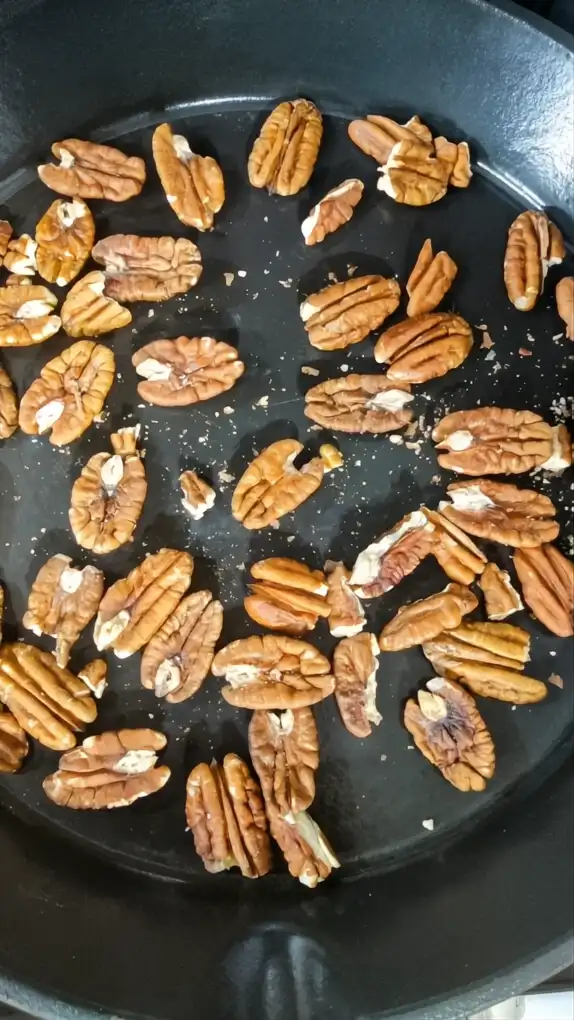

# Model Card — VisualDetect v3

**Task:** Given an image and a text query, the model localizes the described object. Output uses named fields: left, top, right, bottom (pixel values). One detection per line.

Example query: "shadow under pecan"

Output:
left=0, top=709, right=29, bottom=774
left=333, top=632, right=381, bottom=739
left=301, top=179, right=364, bottom=246
left=35, top=198, right=95, bottom=286
left=350, top=510, right=435, bottom=598
left=379, top=583, right=478, bottom=652
left=23, top=554, right=104, bottom=668
left=132, top=336, right=244, bottom=406
left=479, top=563, right=523, bottom=621
left=92, top=234, right=202, bottom=303
left=38, top=138, right=146, bottom=202
left=438, top=478, right=559, bottom=547
left=301, top=275, right=401, bottom=351
left=232, top=439, right=325, bottom=530
left=249, top=706, right=319, bottom=817
left=374, top=311, right=472, bottom=384
left=152, top=122, right=225, bottom=230
left=0, top=284, right=61, bottom=347
left=248, top=99, right=323, bottom=196
left=304, top=374, right=413, bottom=434
left=244, top=557, right=330, bottom=636
left=212, top=634, right=334, bottom=710
left=141, top=591, right=223, bottom=702
left=431, top=407, right=565, bottom=476
left=504, top=210, right=565, bottom=312
left=0, top=364, right=18, bottom=440
left=513, top=544, right=573, bottom=638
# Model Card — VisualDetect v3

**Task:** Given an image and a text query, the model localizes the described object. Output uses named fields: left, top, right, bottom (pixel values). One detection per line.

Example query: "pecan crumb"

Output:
left=480, top=331, right=494, bottom=350
left=223, top=273, right=235, bottom=286
left=518, top=347, right=532, bottom=357
left=301, top=365, right=320, bottom=377
left=548, top=672, right=564, bottom=689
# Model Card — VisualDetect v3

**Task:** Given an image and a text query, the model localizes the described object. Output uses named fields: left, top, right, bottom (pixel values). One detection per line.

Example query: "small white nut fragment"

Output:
left=35, top=399, right=65, bottom=433
left=320, top=443, right=344, bottom=472
left=179, top=470, right=216, bottom=520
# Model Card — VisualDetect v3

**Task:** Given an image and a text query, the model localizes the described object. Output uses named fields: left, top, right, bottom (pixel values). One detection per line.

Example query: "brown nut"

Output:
left=38, top=139, right=146, bottom=202
left=504, top=211, right=565, bottom=311
left=2, top=234, right=37, bottom=276
left=556, top=277, right=574, bottom=340
left=333, top=632, right=381, bottom=738
left=379, top=583, right=478, bottom=652
left=479, top=563, right=523, bottom=621
left=94, top=549, right=194, bottom=658
left=35, top=198, right=95, bottom=286
left=350, top=510, right=435, bottom=598
left=61, top=271, right=132, bottom=337
left=232, top=439, right=324, bottom=530
left=0, top=583, right=4, bottom=643
left=152, top=122, right=225, bottom=230
left=439, top=478, right=559, bottom=547
left=348, top=114, right=433, bottom=165
left=43, top=730, right=170, bottom=809
left=377, top=139, right=452, bottom=206
left=433, top=137, right=472, bottom=188
left=404, top=678, right=495, bottom=792
left=18, top=340, right=115, bottom=446
left=0, top=643, right=97, bottom=751
left=0, top=365, right=18, bottom=440
left=324, top=561, right=366, bottom=637
left=0, top=709, right=29, bottom=774
left=212, top=634, right=334, bottom=710
left=179, top=470, right=216, bottom=519
left=0, top=285, right=61, bottom=347
left=69, top=426, right=147, bottom=554
left=140, top=591, right=223, bottom=702
left=248, top=99, right=323, bottom=196
left=319, top=443, right=344, bottom=472
left=0, top=220, right=13, bottom=264
left=513, top=544, right=573, bottom=638
left=249, top=706, right=319, bottom=816
left=301, top=179, right=364, bottom=246
left=132, top=336, right=244, bottom=407
left=406, top=239, right=458, bottom=317
left=301, top=275, right=401, bottom=352
left=186, top=755, right=271, bottom=878
left=422, top=508, right=487, bottom=585
left=304, top=374, right=413, bottom=434
left=266, top=806, right=340, bottom=887
left=432, top=407, right=560, bottom=476
left=92, top=234, right=202, bottom=303
left=374, top=312, right=473, bottom=384
left=77, top=660, right=108, bottom=700
left=23, top=554, right=104, bottom=668
left=244, top=557, right=329, bottom=636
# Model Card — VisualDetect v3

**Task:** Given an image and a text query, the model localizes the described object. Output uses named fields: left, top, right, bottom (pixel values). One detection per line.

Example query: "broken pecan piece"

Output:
left=504, top=211, right=565, bottom=311
left=301, top=275, right=401, bottom=351
left=152, top=122, right=225, bottom=230
left=304, top=374, right=413, bottom=434
left=23, top=554, right=104, bottom=668
left=186, top=755, right=271, bottom=878
left=422, top=508, right=487, bottom=585
left=38, top=139, right=146, bottom=202
left=0, top=709, right=29, bottom=774
left=479, top=563, right=523, bottom=621
left=439, top=478, right=559, bottom=546
left=141, top=591, right=223, bottom=702
left=324, top=561, right=366, bottom=637
left=249, top=706, right=319, bottom=816
left=94, top=549, right=194, bottom=658
left=432, top=407, right=560, bottom=476
left=0, top=643, right=97, bottom=750
left=77, top=659, right=108, bottom=700
left=374, top=312, right=473, bottom=383
left=406, top=239, right=458, bottom=317
left=43, top=730, right=170, bottom=809
left=267, top=806, right=340, bottom=887
left=513, top=544, right=573, bottom=638
left=0, top=365, right=18, bottom=440
left=248, top=99, right=323, bottom=196
left=350, top=510, right=435, bottom=597
left=556, top=277, right=574, bottom=340
left=212, top=634, right=334, bottom=710
left=232, top=439, right=324, bottom=530
left=301, top=179, right=364, bottom=245
left=179, top=470, right=215, bottom=519
left=35, top=198, right=95, bottom=286
left=132, top=336, right=244, bottom=407
left=333, top=632, right=381, bottom=739
left=61, top=271, right=132, bottom=337
left=92, top=234, right=202, bottom=303
left=404, top=678, right=495, bottom=792
left=244, top=557, right=329, bottom=636
left=69, top=426, right=147, bottom=554
left=348, top=114, right=433, bottom=165
left=0, top=220, right=13, bottom=264
left=18, top=340, right=115, bottom=446
left=0, top=284, right=60, bottom=347
left=3, top=234, right=37, bottom=276
left=379, top=583, right=478, bottom=652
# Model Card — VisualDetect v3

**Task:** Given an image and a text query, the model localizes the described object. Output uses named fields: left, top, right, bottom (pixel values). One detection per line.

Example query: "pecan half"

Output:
left=132, top=336, right=244, bottom=406
left=152, top=122, right=225, bottom=230
left=348, top=114, right=433, bottom=165
left=0, top=284, right=60, bottom=347
left=2, top=234, right=37, bottom=276
left=61, top=271, right=132, bottom=336
left=504, top=211, right=565, bottom=311
left=267, top=807, right=340, bottom=887
left=43, top=730, right=170, bottom=809
left=0, top=643, right=97, bottom=750
left=94, top=549, right=194, bottom=658
left=69, top=426, right=147, bottom=553
left=35, top=198, right=95, bottom=286
left=406, top=239, right=458, bottom=317
left=350, top=510, right=435, bottom=597
left=479, top=563, right=523, bottom=621
left=513, top=544, right=573, bottom=638
left=179, top=470, right=216, bottom=519
left=404, top=678, right=495, bottom=792
left=231, top=439, right=324, bottom=530
left=0, top=220, right=13, bottom=264
left=141, top=591, right=223, bottom=702
left=377, top=140, right=451, bottom=206
left=300, top=275, right=401, bottom=351
left=92, top=234, right=202, bottom=303
left=556, top=277, right=574, bottom=340
left=244, top=557, right=329, bottom=636
left=374, top=312, right=473, bottom=383
left=324, top=561, right=366, bottom=637
left=18, top=340, right=115, bottom=446
left=249, top=706, right=319, bottom=817
left=333, top=632, right=381, bottom=738
left=248, top=99, right=323, bottom=196
left=423, top=508, right=487, bottom=585
left=379, top=583, right=478, bottom=652
left=186, top=755, right=271, bottom=878
left=301, top=179, right=364, bottom=245
left=23, top=554, right=104, bottom=668
left=77, top=659, right=108, bottom=700
left=439, top=478, right=559, bottom=547
left=0, top=365, right=18, bottom=440
left=0, top=709, right=29, bottom=773
left=304, top=374, right=413, bottom=434
left=432, top=407, right=558, bottom=476
left=212, top=634, right=334, bottom=710
left=38, top=139, right=146, bottom=202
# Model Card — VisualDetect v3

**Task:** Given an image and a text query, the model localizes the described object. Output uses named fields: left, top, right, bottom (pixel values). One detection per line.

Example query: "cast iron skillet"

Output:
left=0, top=1, right=572, bottom=1018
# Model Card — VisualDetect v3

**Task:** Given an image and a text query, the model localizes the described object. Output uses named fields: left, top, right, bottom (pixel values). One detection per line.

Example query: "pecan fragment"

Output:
left=556, top=277, right=574, bottom=340
left=301, top=179, right=364, bottom=245
left=2, top=234, right=37, bottom=276
left=406, top=239, right=458, bottom=317
left=94, top=549, right=194, bottom=658
left=304, top=374, right=413, bottom=434
left=212, top=634, right=334, bottom=710
left=439, top=478, right=559, bottom=547
left=23, top=554, right=104, bottom=668
left=319, top=443, right=344, bottom=472
left=0, top=220, right=13, bottom=264
left=379, top=583, right=478, bottom=652
left=69, top=426, right=147, bottom=553
left=432, top=407, right=560, bottom=476
left=92, top=234, right=202, bottom=303
left=244, top=557, right=330, bottom=635
left=404, top=678, right=495, bottom=792
left=348, top=114, right=433, bottom=165
left=61, top=271, right=132, bottom=337
left=249, top=706, right=319, bottom=816
left=301, top=275, right=401, bottom=351
left=38, top=139, right=146, bottom=202
left=186, top=755, right=271, bottom=878
left=141, top=591, right=223, bottom=702
left=35, top=198, right=95, bottom=286
left=232, top=439, right=324, bottom=530
left=18, top=340, right=115, bottom=446
left=267, top=807, right=340, bottom=887
left=333, top=632, right=381, bottom=738
left=152, top=122, right=225, bottom=230
left=132, top=336, right=244, bottom=407
left=0, top=709, right=29, bottom=774
left=374, top=312, right=473, bottom=383
left=0, top=365, right=18, bottom=440
left=479, top=563, right=523, bottom=621
left=513, top=544, right=573, bottom=638
left=422, top=508, right=487, bottom=585
left=77, top=660, right=108, bottom=700
left=0, top=284, right=60, bottom=347
left=504, top=211, right=565, bottom=311
left=0, top=584, right=4, bottom=643
left=248, top=99, right=323, bottom=196
left=43, top=730, right=170, bottom=809
left=179, top=470, right=215, bottom=519
left=0, top=643, right=97, bottom=751
left=350, top=510, right=435, bottom=597
left=324, top=561, right=366, bottom=637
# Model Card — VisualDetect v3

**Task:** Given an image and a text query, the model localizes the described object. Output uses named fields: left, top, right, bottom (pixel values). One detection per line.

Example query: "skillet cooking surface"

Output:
left=0, top=101, right=572, bottom=881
